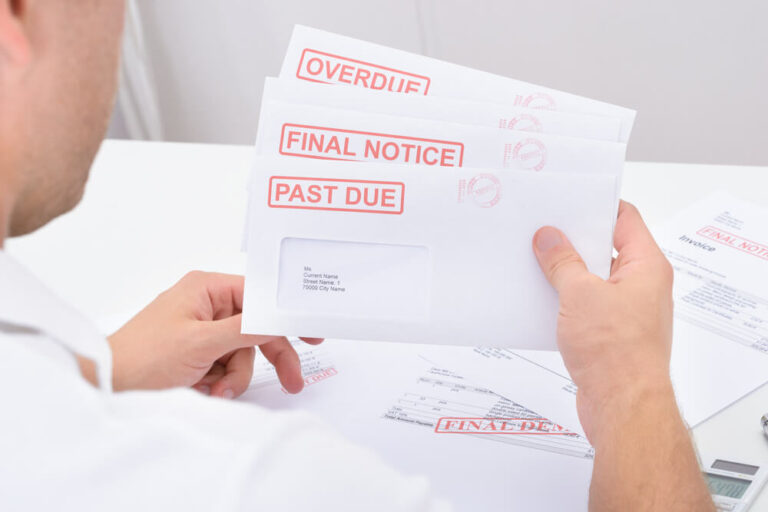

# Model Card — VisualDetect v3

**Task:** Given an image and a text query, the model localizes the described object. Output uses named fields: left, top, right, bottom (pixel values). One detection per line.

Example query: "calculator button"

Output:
left=715, top=502, right=735, bottom=511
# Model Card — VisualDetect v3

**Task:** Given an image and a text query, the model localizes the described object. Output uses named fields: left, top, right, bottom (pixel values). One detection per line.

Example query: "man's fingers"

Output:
left=609, top=201, right=671, bottom=283
left=532, top=226, right=590, bottom=292
left=613, top=201, right=660, bottom=257
left=299, top=337, right=324, bottom=346
left=191, top=361, right=227, bottom=395
left=259, top=338, right=304, bottom=394
left=196, top=361, right=226, bottom=385
left=199, top=314, right=289, bottom=359
left=180, top=271, right=245, bottom=320
left=210, top=347, right=255, bottom=399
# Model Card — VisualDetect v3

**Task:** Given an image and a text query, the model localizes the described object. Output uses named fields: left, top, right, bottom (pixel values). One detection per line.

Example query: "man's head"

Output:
left=0, top=0, right=125, bottom=239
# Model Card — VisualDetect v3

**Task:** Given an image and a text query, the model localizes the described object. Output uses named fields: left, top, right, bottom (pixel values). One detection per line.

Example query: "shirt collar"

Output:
left=0, top=250, right=112, bottom=392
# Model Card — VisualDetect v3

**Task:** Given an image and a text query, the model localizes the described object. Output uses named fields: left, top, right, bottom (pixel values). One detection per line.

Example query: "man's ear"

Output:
left=0, top=0, right=31, bottom=69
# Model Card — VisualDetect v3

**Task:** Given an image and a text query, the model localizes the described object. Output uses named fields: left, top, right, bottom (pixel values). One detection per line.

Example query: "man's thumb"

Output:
left=532, top=226, right=589, bottom=292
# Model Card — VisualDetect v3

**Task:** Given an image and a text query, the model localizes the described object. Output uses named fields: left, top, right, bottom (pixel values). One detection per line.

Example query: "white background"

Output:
left=108, top=0, right=768, bottom=166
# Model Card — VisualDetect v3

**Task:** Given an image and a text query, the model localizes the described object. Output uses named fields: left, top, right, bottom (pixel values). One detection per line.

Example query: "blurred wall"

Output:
left=110, top=0, right=768, bottom=165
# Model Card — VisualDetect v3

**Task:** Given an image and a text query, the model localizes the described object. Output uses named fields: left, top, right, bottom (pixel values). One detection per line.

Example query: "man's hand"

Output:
left=532, top=201, right=674, bottom=440
left=532, top=201, right=714, bottom=511
left=108, top=271, right=322, bottom=398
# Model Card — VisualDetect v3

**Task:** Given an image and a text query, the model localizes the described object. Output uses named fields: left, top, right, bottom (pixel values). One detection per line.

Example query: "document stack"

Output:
left=238, top=26, right=768, bottom=510
left=240, top=25, right=636, bottom=350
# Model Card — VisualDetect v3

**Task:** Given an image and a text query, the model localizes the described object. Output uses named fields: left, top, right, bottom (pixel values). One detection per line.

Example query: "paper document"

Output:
left=241, top=156, right=616, bottom=348
left=427, top=192, right=768, bottom=434
left=255, top=98, right=627, bottom=177
left=657, top=191, right=768, bottom=424
left=423, top=346, right=588, bottom=437
left=383, top=366, right=593, bottom=459
left=243, top=25, right=631, bottom=351
left=243, top=86, right=626, bottom=250
left=280, top=25, right=636, bottom=141
left=241, top=339, right=593, bottom=511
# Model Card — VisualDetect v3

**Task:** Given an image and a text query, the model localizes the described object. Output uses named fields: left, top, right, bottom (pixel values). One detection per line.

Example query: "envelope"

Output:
left=241, top=156, right=617, bottom=349
left=255, top=99, right=626, bottom=179
left=280, top=25, right=636, bottom=142
left=261, top=77, right=623, bottom=142
left=242, top=85, right=626, bottom=251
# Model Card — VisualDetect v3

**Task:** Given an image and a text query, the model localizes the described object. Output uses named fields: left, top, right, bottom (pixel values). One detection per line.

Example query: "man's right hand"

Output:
left=532, top=201, right=675, bottom=442
left=532, top=201, right=714, bottom=511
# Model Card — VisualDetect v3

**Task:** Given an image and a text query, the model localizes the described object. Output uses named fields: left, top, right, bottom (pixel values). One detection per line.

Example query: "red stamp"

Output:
left=434, top=417, right=572, bottom=435
left=279, top=123, right=464, bottom=167
left=296, top=48, right=431, bottom=95
left=304, top=367, right=338, bottom=386
left=697, top=225, right=768, bottom=261
left=499, top=114, right=543, bottom=133
left=282, top=367, right=338, bottom=393
left=459, top=174, right=501, bottom=208
left=268, top=176, right=404, bottom=215
left=522, top=92, right=557, bottom=110
left=507, top=138, right=548, bottom=171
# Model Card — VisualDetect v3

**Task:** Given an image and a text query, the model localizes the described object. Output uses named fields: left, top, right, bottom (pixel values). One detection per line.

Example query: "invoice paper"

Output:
left=241, top=339, right=594, bottom=511
left=241, top=156, right=616, bottom=349
left=426, top=192, right=768, bottom=435
left=657, top=191, right=768, bottom=424
left=261, top=77, right=623, bottom=142
left=279, top=25, right=636, bottom=141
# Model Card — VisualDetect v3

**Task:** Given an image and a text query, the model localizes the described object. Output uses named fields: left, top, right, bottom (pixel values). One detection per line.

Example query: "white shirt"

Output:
left=0, top=251, right=449, bottom=511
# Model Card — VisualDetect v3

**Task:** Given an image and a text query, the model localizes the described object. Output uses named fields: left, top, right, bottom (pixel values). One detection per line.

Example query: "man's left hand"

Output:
left=108, top=271, right=322, bottom=398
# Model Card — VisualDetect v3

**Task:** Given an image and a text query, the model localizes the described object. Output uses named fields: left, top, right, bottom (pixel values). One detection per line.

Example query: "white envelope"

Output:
left=261, top=77, right=623, bottom=142
left=255, top=99, right=626, bottom=178
left=280, top=25, right=636, bottom=142
left=424, top=193, right=768, bottom=435
left=243, top=97, right=625, bottom=250
left=241, top=156, right=617, bottom=349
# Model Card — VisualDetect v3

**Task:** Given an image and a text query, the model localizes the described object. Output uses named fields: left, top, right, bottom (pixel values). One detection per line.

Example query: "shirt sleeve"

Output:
left=227, top=406, right=453, bottom=512
left=1, top=338, right=451, bottom=512
left=111, top=388, right=453, bottom=512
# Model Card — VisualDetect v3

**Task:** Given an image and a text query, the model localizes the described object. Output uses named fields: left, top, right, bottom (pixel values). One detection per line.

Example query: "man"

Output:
left=0, top=1, right=714, bottom=510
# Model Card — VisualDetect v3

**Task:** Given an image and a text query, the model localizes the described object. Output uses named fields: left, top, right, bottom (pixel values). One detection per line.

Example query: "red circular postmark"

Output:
left=511, top=138, right=548, bottom=172
left=505, top=114, right=543, bottom=132
left=467, top=174, right=501, bottom=208
left=522, top=92, right=557, bottom=110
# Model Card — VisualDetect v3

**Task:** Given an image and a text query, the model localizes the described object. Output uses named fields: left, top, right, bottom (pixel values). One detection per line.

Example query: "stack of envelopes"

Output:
left=239, top=27, right=768, bottom=508
left=241, top=25, right=636, bottom=350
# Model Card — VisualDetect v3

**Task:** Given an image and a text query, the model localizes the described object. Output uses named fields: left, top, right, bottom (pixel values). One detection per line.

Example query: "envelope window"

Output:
left=277, top=237, right=430, bottom=320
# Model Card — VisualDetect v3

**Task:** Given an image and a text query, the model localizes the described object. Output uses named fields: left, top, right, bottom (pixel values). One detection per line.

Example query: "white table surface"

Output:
left=7, top=139, right=768, bottom=509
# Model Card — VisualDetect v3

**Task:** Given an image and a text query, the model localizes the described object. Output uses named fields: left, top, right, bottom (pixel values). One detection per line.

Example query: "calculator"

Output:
left=701, top=454, right=768, bottom=511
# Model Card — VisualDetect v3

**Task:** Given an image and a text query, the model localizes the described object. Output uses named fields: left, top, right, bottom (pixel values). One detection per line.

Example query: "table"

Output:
left=8, top=140, right=768, bottom=509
